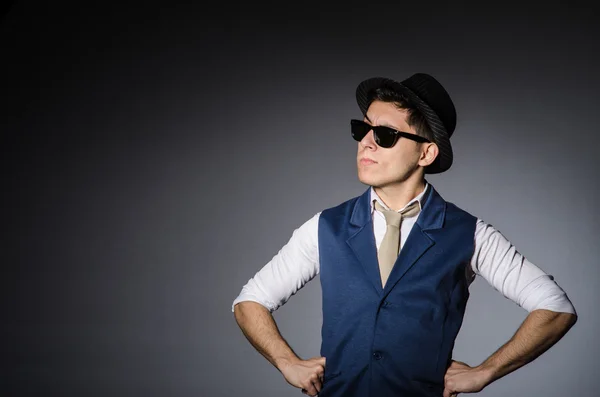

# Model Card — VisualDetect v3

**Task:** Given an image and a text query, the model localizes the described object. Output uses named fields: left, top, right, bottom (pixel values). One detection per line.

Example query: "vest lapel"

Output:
left=346, top=187, right=383, bottom=295
left=382, top=182, right=446, bottom=295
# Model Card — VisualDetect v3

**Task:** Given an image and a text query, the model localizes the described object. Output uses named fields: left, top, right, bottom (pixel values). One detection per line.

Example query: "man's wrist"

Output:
left=274, top=354, right=301, bottom=372
left=474, top=361, right=498, bottom=387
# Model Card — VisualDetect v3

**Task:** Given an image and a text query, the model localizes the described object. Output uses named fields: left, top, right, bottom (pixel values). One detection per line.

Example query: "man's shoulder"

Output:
left=440, top=199, right=479, bottom=227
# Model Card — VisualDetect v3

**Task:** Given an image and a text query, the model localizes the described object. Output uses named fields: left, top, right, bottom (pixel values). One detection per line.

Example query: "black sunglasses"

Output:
left=350, top=119, right=431, bottom=148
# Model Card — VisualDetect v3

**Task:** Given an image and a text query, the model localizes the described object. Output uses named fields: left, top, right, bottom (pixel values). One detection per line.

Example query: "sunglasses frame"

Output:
left=351, top=119, right=431, bottom=148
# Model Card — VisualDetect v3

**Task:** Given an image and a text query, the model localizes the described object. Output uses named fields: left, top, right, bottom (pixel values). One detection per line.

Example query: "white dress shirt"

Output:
left=232, top=183, right=576, bottom=315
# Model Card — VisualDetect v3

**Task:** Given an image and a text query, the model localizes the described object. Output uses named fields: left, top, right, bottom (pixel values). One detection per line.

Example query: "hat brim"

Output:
left=356, top=77, right=453, bottom=174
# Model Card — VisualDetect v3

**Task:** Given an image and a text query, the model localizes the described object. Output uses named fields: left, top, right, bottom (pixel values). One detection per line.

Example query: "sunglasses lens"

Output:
left=351, top=120, right=370, bottom=142
left=373, top=127, right=396, bottom=148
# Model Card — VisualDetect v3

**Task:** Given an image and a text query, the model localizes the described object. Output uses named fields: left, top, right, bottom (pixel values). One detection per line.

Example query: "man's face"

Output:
left=356, top=100, right=426, bottom=187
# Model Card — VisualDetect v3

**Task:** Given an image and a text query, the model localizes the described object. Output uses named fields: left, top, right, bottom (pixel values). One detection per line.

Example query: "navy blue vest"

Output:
left=318, top=183, right=477, bottom=397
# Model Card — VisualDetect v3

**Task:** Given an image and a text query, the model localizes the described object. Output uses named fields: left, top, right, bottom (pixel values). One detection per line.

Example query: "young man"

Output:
left=232, top=73, right=577, bottom=397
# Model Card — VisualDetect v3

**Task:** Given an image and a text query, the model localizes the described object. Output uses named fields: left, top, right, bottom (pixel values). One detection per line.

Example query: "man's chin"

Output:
left=357, top=174, right=381, bottom=187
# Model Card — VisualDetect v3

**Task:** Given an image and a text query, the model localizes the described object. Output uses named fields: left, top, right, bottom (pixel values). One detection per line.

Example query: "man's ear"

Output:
left=419, top=142, right=439, bottom=167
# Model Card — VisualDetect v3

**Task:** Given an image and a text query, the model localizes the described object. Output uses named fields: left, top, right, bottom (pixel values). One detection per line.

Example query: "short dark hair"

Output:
left=367, top=87, right=434, bottom=142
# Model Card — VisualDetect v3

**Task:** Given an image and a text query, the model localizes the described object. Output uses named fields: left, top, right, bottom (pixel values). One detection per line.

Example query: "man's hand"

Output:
left=279, top=356, right=326, bottom=396
left=443, top=359, right=491, bottom=397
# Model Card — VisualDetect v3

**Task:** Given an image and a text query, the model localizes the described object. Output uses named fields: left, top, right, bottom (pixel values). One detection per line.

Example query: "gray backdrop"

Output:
left=2, top=1, right=598, bottom=396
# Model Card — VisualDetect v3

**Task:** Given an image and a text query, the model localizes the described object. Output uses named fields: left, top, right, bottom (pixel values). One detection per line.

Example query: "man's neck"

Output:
left=373, top=178, right=426, bottom=211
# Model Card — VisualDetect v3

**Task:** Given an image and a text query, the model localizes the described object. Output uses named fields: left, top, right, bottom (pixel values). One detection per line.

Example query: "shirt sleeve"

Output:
left=231, top=212, right=321, bottom=313
left=471, top=219, right=576, bottom=314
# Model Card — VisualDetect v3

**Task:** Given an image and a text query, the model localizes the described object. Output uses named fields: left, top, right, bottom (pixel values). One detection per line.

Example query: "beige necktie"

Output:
left=374, top=199, right=421, bottom=288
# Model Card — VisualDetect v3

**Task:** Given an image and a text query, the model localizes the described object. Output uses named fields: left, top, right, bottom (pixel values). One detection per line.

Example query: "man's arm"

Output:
left=233, top=301, right=326, bottom=396
left=443, top=309, right=577, bottom=397
left=480, top=308, right=576, bottom=381
left=231, top=212, right=325, bottom=396
left=443, top=220, right=578, bottom=397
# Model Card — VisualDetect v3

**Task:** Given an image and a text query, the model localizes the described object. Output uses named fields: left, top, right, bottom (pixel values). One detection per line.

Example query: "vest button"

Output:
left=373, top=351, right=382, bottom=360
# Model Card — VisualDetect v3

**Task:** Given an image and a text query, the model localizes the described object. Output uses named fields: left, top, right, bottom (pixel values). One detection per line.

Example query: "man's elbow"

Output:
left=549, top=310, right=578, bottom=334
left=233, top=300, right=270, bottom=321
left=558, top=312, right=578, bottom=340
left=565, top=312, right=578, bottom=328
left=530, top=308, right=578, bottom=331
left=555, top=308, right=578, bottom=328
left=233, top=301, right=251, bottom=319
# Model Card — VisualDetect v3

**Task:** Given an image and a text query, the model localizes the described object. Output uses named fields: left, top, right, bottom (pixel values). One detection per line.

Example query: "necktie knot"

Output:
left=374, top=199, right=420, bottom=227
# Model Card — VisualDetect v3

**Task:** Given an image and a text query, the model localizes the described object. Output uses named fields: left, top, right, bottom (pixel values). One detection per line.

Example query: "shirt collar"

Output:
left=370, top=182, right=429, bottom=214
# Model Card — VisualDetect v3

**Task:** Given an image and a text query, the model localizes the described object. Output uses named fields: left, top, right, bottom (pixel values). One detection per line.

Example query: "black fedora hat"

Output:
left=355, top=73, right=456, bottom=174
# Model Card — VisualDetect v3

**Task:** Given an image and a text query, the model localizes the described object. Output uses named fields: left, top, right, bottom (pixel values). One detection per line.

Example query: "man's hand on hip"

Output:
left=443, top=359, right=491, bottom=397
left=279, top=356, right=326, bottom=396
